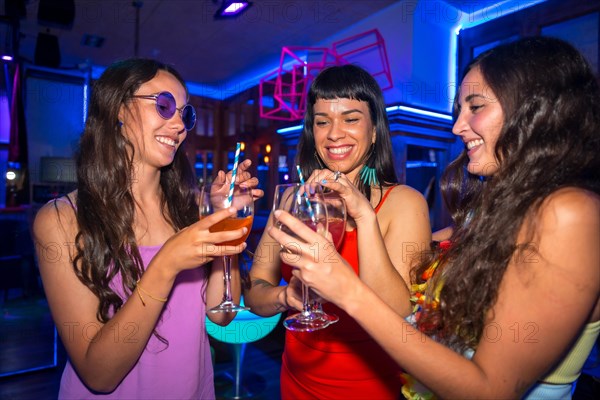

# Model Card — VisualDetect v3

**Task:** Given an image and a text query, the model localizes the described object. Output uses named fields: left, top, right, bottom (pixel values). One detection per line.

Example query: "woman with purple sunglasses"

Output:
left=33, top=59, right=262, bottom=399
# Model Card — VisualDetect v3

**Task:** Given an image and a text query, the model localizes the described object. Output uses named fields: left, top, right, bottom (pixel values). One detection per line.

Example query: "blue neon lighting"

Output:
left=194, top=163, right=214, bottom=169
left=83, top=82, right=89, bottom=125
left=406, top=161, right=438, bottom=168
left=279, top=105, right=453, bottom=134
left=385, top=105, right=453, bottom=121
left=454, top=0, right=547, bottom=31
left=277, top=125, right=304, bottom=134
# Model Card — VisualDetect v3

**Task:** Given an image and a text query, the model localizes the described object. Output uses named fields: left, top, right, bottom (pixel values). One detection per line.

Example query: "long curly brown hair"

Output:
left=74, top=59, right=198, bottom=324
left=414, top=37, right=600, bottom=352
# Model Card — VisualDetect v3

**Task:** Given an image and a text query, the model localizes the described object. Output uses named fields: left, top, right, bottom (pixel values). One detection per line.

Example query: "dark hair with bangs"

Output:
left=297, top=64, right=398, bottom=201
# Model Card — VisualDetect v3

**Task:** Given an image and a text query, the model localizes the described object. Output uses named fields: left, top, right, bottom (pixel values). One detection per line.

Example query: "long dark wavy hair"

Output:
left=414, top=37, right=600, bottom=352
left=74, top=59, right=198, bottom=324
left=297, top=64, right=398, bottom=202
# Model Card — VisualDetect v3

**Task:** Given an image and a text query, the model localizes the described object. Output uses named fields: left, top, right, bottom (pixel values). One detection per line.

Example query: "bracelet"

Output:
left=136, top=280, right=168, bottom=306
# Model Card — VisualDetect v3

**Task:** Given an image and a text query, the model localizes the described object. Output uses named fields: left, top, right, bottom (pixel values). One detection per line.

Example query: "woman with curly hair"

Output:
left=33, top=59, right=260, bottom=398
left=268, top=36, right=600, bottom=399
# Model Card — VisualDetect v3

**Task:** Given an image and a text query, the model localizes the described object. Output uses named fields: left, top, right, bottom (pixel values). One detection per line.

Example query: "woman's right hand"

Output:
left=268, top=210, right=360, bottom=308
left=153, top=207, right=247, bottom=277
left=307, top=169, right=375, bottom=222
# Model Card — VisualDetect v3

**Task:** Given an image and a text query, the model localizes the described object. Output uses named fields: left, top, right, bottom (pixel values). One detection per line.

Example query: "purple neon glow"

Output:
left=222, top=2, right=248, bottom=15
left=1, top=55, right=14, bottom=61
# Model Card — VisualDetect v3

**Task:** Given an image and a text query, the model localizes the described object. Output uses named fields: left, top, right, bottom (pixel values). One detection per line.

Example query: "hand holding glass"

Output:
left=274, top=183, right=331, bottom=332
left=199, top=184, right=253, bottom=313
left=310, top=190, right=347, bottom=324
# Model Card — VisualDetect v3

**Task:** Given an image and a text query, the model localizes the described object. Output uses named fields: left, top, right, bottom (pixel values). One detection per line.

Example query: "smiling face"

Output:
left=313, top=98, right=376, bottom=181
left=120, top=70, right=188, bottom=169
left=453, top=67, right=505, bottom=177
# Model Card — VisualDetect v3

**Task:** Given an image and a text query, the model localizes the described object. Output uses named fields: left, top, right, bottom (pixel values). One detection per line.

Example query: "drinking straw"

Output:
left=296, top=165, right=316, bottom=222
left=227, top=142, right=241, bottom=207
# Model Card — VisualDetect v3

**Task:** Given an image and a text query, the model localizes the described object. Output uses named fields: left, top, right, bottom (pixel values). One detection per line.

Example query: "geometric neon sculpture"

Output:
left=259, top=47, right=338, bottom=121
left=259, top=29, right=392, bottom=121
left=332, top=29, right=393, bottom=92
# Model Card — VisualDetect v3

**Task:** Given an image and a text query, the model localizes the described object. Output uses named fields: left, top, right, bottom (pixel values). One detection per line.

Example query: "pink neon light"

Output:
left=259, top=29, right=392, bottom=121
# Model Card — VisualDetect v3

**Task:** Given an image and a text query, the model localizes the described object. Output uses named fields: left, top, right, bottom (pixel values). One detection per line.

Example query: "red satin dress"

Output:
left=280, top=188, right=403, bottom=399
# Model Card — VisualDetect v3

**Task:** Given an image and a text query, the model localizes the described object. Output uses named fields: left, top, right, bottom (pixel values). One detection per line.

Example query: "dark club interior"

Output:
left=1, top=1, right=599, bottom=399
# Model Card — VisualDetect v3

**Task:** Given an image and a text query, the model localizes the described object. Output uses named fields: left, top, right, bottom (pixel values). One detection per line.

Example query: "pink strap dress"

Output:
left=53, top=199, right=215, bottom=399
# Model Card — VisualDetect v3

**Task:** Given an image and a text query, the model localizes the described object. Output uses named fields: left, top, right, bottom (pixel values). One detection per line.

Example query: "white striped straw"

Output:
left=227, top=142, right=241, bottom=207
left=296, top=165, right=316, bottom=222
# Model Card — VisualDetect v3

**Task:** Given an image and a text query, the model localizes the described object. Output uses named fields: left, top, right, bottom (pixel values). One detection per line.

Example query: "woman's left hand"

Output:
left=268, top=209, right=361, bottom=307
left=212, top=159, right=264, bottom=201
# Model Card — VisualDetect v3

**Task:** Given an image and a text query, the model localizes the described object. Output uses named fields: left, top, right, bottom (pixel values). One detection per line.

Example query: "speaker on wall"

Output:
left=4, top=0, right=26, bottom=19
left=37, top=0, right=75, bottom=28
left=34, top=32, right=61, bottom=68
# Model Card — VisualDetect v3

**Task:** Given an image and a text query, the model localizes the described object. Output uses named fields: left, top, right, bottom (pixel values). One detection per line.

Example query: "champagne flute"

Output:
left=273, top=183, right=330, bottom=332
left=311, top=190, right=347, bottom=323
left=199, top=184, right=254, bottom=313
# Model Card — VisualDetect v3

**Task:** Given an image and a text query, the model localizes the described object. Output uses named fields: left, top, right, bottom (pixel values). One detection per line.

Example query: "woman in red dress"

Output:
left=245, top=64, right=431, bottom=399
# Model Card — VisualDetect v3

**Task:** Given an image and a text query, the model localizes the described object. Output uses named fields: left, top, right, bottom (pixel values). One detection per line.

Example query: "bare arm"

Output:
left=361, top=186, right=431, bottom=313
left=35, top=201, right=246, bottom=392
left=432, top=226, right=453, bottom=242
left=270, top=188, right=600, bottom=398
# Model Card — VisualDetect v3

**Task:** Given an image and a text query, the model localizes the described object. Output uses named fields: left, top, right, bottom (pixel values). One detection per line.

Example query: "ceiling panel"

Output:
left=11, top=0, right=399, bottom=86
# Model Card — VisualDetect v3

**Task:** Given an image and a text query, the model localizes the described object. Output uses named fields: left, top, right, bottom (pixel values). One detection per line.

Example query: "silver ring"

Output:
left=333, top=171, right=341, bottom=182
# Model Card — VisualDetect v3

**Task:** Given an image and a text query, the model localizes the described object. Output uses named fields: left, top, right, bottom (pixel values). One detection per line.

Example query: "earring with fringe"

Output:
left=359, top=144, right=378, bottom=187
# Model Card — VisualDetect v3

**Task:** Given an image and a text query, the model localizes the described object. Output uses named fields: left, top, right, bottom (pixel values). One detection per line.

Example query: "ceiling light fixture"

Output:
left=214, top=1, right=252, bottom=19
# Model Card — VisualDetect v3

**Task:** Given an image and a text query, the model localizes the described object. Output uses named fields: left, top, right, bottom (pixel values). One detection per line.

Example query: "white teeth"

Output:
left=466, top=139, right=484, bottom=150
left=329, top=146, right=351, bottom=155
left=156, top=136, right=176, bottom=147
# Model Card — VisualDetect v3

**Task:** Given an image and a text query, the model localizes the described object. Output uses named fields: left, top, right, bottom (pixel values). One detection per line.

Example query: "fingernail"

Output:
left=242, top=227, right=248, bottom=234
left=321, top=179, right=327, bottom=184
left=274, top=210, right=281, bottom=218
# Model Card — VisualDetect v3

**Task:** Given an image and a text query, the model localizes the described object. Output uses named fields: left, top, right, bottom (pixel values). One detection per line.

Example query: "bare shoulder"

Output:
left=378, top=185, right=430, bottom=239
left=520, top=187, right=600, bottom=290
left=536, top=187, right=600, bottom=230
left=33, top=192, right=78, bottom=244
left=381, top=184, right=428, bottom=211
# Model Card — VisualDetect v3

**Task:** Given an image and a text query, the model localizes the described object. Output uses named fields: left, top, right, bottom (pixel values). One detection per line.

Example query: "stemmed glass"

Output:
left=311, top=190, right=347, bottom=324
left=199, top=184, right=254, bottom=313
left=273, top=183, right=330, bottom=332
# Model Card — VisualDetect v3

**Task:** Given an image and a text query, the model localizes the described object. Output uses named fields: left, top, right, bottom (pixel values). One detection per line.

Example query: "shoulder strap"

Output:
left=51, top=194, right=77, bottom=211
left=374, top=185, right=398, bottom=214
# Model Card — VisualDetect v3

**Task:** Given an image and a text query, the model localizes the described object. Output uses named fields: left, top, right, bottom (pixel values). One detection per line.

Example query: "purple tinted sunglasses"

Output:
left=132, top=91, right=196, bottom=131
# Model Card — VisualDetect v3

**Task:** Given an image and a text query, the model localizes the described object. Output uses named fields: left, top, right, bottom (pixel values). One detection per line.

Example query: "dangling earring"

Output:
left=359, top=164, right=378, bottom=186
left=359, top=143, right=379, bottom=187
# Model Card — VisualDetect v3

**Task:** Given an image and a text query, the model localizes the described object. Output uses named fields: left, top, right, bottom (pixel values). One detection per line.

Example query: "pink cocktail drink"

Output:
left=327, top=217, right=346, bottom=249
